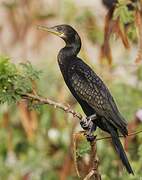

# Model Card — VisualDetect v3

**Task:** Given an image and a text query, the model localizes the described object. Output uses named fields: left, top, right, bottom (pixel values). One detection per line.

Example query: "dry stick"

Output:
left=73, top=132, right=83, bottom=178
left=135, top=0, right=142, bottom=63
left=83, top=170, right=95, bottom=180
left=22, top=93, right=82, bottom=120
left=135, top=10, right=142, bottom=63
left=73, top=132, right=102, bottom=179
left=83, top=140, right=101, bottom=180
left=60, top=119, right=77, bottom=180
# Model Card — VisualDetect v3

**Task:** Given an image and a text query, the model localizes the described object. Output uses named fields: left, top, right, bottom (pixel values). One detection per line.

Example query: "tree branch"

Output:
left=84, top=140, right=101, bottom=180
left=22, top=93, right=82, bottom=120
left=22, top=93, right=142, bottom=141
left=83, top=169, right=95, bottom=180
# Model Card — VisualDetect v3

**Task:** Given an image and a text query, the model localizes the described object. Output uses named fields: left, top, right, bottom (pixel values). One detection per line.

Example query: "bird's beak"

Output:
left=37, top=25, right=64, bottom=37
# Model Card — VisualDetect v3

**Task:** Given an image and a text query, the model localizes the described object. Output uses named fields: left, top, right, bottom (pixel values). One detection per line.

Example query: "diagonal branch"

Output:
left=22, top=93, right=142, bottom=140
left=22, top=93, right=82, bottom=120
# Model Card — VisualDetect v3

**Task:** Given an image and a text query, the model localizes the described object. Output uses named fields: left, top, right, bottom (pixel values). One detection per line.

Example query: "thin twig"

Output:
left=83, top=169, right=95, bottom=180
left=135, top=10, right=142, bottom=63
left=73, top=132, right=84, bottom=178
left=83, top=140, right=101, bottom=180
left=22, top=93, right=82, bottom=120
left=96, top=130, right=142, bottom=141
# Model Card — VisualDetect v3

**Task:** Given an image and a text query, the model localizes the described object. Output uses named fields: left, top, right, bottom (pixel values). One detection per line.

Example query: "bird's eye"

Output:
left=56, top=26, right=62, bottom=31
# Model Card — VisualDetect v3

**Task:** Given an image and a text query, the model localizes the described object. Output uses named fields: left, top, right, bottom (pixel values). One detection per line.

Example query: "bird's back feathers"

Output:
left=69, top=58, right=127, bottom=135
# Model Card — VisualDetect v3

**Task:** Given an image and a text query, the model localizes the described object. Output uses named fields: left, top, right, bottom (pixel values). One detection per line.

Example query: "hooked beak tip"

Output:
left=37, top=25, right=48, bottom=31
left=37, top=25, right=64, bottom=37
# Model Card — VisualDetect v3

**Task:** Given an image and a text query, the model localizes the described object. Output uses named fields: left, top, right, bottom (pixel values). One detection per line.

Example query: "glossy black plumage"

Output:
left=56, top=25, right=128, bottom=135
left=39, top=24, right=133, bottom=174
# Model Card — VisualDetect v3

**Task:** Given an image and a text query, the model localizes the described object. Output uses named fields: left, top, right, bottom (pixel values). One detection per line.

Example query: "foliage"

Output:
left=113, top=0, right=137, bottom=41
left=114, top=0, right=135, bottom=25
left=77, top=138, right=90, bottom=157
left=0, top=56, right=40, bottom=104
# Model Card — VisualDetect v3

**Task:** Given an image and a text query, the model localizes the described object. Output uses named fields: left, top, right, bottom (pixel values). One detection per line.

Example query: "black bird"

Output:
left=38, top=24, right=133, bottom=174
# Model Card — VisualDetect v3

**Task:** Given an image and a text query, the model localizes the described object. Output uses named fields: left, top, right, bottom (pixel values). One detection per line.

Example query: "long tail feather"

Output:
left=110, top=127, right=134, bottom=174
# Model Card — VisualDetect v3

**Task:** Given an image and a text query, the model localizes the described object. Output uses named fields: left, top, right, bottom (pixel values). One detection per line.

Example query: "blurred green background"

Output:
left=0, top=0, right=142, bottom=179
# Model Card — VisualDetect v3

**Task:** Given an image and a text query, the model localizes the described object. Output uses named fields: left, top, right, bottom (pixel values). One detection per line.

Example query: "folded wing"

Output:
left=69, top=59, right=127, bottom=136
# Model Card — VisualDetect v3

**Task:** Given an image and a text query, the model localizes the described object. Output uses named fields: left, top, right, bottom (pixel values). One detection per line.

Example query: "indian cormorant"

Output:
left=38, top=24, right=133, bottom=174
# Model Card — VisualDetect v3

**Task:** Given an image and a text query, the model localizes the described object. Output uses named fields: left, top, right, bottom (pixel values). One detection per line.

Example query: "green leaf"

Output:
left=0, top=56, right=40, bottom=104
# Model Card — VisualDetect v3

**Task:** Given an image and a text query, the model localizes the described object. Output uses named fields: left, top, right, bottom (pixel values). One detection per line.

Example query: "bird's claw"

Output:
left=80, top=114, right=97, bottom=130
left=86, top=123, right=97, bottom=142
left=80, top=118, right=90, bottom=130
left=86, top=134, right=97, bottom=142
left=80, top=114, right=97, bottom=142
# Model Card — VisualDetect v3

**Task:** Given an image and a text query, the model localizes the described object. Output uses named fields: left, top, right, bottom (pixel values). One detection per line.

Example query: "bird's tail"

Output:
left=110, top=127, right=134, bottom=174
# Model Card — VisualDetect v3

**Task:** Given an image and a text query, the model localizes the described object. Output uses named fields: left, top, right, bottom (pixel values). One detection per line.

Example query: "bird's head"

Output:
left=37, top=24, right=80, bottom=45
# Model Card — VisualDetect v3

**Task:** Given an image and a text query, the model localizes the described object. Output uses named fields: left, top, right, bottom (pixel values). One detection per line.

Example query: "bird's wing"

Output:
left=69, top=60, right=127, bottom=133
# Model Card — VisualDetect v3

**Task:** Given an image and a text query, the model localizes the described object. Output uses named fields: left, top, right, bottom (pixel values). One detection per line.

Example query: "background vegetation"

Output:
left=0, top=0, right=142, bottom=179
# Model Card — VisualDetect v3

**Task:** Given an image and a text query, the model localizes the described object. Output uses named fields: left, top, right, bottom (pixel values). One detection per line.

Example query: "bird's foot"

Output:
left=80, top=114, right=97, bottom=130
left=85, top=123, right=97, bottom=142
left=86, top=134, right=97, bottom=142
left=80, top=114, right=97, bottom=142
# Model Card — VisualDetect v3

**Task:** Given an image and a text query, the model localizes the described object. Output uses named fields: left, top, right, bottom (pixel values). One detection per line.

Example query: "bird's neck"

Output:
left=58, top=34, right=81, bottom=65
